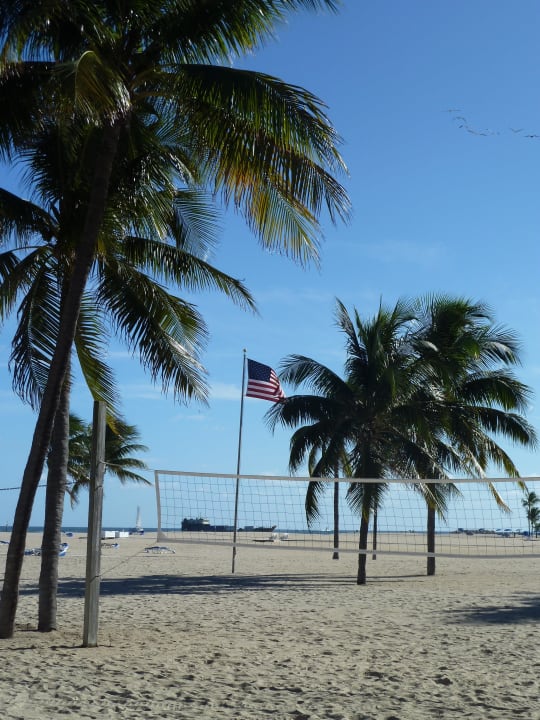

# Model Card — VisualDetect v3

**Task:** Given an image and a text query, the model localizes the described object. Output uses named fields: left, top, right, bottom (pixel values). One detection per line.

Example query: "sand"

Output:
left=0, top=532, right=539, bottom=720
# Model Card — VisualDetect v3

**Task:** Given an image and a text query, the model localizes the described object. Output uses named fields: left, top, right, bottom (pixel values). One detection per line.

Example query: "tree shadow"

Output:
left=449, top=593, right=540, bottom=624
left=18, top=569, right=431, bottom=598
left=20, top=573, right=436, bottom=597
left=19, top=572, right=362, bottom=598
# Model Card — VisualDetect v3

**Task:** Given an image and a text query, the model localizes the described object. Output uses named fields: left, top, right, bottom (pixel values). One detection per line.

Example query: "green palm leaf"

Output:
left=67, top=413, right=149, bottom=506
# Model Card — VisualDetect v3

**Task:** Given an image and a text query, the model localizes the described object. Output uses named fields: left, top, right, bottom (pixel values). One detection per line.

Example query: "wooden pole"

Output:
left=83, top=401, right=106, bottom=647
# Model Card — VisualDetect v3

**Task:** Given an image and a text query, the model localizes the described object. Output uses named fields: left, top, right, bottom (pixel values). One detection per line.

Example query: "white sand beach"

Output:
left=1, top=532, right=539, bottom=719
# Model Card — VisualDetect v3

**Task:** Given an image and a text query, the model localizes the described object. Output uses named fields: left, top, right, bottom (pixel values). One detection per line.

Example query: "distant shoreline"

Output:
left=2, top=525, right=533, bottom=537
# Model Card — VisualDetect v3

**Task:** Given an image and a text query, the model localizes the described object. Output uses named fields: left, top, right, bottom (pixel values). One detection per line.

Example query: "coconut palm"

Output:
left=527, top=507, right=540, bottom=538
left=1, top=110, right=258, bottom=628
left=265, top=357, right=350, bottom=559
left=532, top=509, right=540, bottom=538
left=0, top=0, right=350, bottom=637
left=307, top=456, right=349, bottom=561
left=521, top=490, right=540, bottom=537
left=1, top=116, right=258, bottom=630
left=412, top=296, right=537, bottom=575
left=268, top=298, right=449, bottom=584
left=288, top=414, right=350, bottom=559
left=66, top=414, right=149, bottom=506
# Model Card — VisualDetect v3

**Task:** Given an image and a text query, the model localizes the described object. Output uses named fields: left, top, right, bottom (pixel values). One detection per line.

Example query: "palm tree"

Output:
left=265, top=357, right=348, bottom=559
left=281, top=400, right=350, bottom=559
left=268, top=298, right=448, bottom=584
left=1, top=108, right=257, bottom=627
left=412, top=296, right=537, bottom=575
left=532, top=509, right=540, bottom=538
left=521, top=490, right=540, bottom=537
left=0, top=0, right=350, bottom=637
left=66, top=414, right=149, bottom=506
left=1, top=118, right=257, bottom=630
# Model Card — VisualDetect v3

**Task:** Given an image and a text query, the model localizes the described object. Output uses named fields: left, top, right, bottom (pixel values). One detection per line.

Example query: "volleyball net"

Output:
left=154, top=470, right=540, bottom=559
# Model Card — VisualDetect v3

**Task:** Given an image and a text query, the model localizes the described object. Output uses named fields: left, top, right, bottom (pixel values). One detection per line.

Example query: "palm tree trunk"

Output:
left=332, top=479, right=339, bottom=560
left=372, top=505, right=378, bottom=560
left=38, top=370, right=70, bottom=631
left=357, top=510, right=370, bottom=585
left=426, top=503, right=436, bottom=576
left=0, top=121, right=121, bottom=638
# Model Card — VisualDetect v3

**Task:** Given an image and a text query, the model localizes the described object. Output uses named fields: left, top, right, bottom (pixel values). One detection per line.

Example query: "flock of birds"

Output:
left=447, top=109, right=539, bottom=138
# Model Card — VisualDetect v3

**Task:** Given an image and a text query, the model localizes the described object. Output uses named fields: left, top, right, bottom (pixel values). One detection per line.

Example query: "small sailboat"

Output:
left=131, top=506, right=144, bottom=535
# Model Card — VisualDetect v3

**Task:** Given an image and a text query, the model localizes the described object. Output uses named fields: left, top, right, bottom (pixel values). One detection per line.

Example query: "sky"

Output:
left=1, top=0, right=540, bottom=529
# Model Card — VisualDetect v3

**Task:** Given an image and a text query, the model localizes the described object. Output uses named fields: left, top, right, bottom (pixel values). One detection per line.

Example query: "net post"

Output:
left=82, top=401, right=106, bottom=648
left=154, top=470, right=162, bottom=540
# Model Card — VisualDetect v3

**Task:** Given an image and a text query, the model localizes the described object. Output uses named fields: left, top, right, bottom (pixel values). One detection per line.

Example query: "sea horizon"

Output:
left=11, top=526, right=527, bottom=537
left=20, top=526, right=158, bottom=534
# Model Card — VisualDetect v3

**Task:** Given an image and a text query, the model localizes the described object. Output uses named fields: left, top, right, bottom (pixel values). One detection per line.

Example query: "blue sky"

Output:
left=1, top=1, right=539, bottom=528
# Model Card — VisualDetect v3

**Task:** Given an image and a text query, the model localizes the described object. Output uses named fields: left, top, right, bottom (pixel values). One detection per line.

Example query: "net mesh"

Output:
left=154, top=471, right=540, bottom=558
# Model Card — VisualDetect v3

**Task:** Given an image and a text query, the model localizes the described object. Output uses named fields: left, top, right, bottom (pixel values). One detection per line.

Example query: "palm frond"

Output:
left=171, top=65, right=350, bottom=262
left=118, top=235, right=256, bottom=312
left=97, top=261, right=208, bottom=402
left=0, top=188, right=57, bottom=244
left=147, top=1, right=341, bottom=65
left=10, top=257, right=62, bottom=407
left=305, top=480, right=327, bottom=526
left=74, top=293, right=120, bottom=413
left=67, top=411, right=149, bottom=505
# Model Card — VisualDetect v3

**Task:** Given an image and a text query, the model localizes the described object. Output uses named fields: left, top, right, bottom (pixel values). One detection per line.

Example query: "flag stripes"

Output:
left=246, top=359, right=285, bottom=402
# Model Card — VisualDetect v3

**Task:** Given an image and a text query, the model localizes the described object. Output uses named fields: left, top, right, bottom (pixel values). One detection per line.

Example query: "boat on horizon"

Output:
left=180, top=518, right=277, bottom=533
left=239, top=525, right=277, bottom=533
left=181, top=518, right=236, bottom=532
left=130, top=506, right=145, bottom=535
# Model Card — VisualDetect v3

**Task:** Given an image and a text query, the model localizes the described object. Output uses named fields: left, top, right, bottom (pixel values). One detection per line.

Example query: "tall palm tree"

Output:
left=412, top=296, right=537, bottom=575
left=1, top=111, right=257, bottom=626
left=269, top=296, right=537, bottom=583
left=66, top=414, right=149, bottom=506
left=268, top=298, right=447, bottom=584
left=0, top=0, right=350, bottom=637
left=1, top=118, right=257, bottom=630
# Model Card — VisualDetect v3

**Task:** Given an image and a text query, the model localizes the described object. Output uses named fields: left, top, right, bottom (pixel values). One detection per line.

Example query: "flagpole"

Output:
left=232, top=349, right=247, bottom=573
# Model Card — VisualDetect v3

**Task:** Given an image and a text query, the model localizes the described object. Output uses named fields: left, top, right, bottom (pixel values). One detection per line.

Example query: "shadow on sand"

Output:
left=18, top=568, right=434, bottom=598
left=19, top=572, right=365, bottom=599
left=449, top=593, right=540, bottom=624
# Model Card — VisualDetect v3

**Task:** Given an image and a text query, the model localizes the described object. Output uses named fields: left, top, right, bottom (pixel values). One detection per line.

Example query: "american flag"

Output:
left=246, top=359, right=286, bottom=402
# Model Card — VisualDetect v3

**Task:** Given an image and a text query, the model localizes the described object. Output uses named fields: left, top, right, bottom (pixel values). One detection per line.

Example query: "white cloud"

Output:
left=360, top=239, right=445, bottom=266
left=171, top=412, right=206, bottom=422
left=106, top=350, right=135, bottom=360
left=118, top=383, right=164, bottom=401
left=256, top=285, right=333, bottom=307
left=209, top=381, right=241, bottom=401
